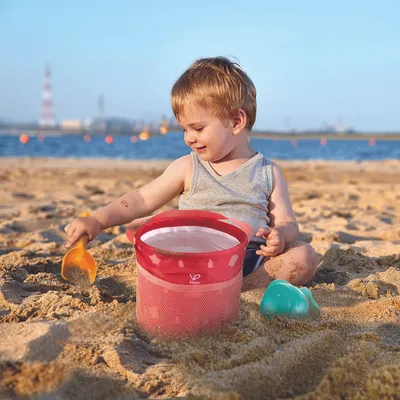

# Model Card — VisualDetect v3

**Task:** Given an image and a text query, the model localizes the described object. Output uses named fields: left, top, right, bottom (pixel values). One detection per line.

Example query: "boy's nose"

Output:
left=187, top=135, right=197, bottom=144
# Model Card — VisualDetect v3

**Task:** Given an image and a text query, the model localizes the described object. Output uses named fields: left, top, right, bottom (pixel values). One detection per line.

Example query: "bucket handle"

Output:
left=126, top=210, right=253, bottom=245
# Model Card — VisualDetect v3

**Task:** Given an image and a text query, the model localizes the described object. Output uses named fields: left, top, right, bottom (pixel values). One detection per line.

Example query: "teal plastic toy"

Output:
left=260, top=279, right=320, bottom=318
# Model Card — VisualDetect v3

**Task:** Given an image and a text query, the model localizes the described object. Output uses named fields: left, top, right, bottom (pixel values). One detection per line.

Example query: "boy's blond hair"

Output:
left=171, top=57, right=257, bottom=130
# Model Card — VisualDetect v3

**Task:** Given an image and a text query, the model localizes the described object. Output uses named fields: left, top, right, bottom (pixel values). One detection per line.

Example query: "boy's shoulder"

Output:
left=256, top=153, right=287, bottom=191
left=258, top=152, right=279, bottom=168
left=166, top=154, right=192, bottom=167
left=164, top=154, right=193, bottom=177
left=166, top=154, right=193, bottom=189
left=256, top=152, right=278, bottom=171
left=170, top=154, right=192, bottom=168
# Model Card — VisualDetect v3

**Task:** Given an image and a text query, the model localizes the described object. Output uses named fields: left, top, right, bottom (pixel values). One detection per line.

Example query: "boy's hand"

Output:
left=126, top=216, right=153, bottom=234
left=255, top=227, right=286, bottom=257
left=64, top=216, right=102, bottom=248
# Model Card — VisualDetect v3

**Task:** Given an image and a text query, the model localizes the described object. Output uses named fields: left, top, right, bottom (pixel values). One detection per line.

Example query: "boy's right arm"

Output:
left=64, top=155, right=190, bottom=247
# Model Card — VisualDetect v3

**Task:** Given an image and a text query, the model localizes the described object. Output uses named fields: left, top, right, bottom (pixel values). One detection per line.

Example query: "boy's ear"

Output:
left=232, top=109, right=247, bottom=135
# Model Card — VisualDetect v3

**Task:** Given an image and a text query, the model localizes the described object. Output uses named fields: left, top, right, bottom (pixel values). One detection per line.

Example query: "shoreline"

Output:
left=1, top=156, right=400, bottom=172
left=3, top=129, right=400, bottom=140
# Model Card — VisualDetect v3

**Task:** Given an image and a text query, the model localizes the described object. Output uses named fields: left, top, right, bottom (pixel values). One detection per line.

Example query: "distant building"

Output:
left=61, top=120, right=81, bottom=130
left=83, top=118, right=93, bottom=129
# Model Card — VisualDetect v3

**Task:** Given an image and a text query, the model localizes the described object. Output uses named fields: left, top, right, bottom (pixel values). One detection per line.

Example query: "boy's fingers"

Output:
left=267, top=238, right=281, bottom=246
left=256, top=227, right=272, bottom=238
left=256, top=249, right=278, bottom=257
left=65, top=226, right=76, bottom=239
left=66, top=230, right=82, bottom=248
left=66, top=238, right=76, bottom=248
left=258, top=244, right=280, bottom=257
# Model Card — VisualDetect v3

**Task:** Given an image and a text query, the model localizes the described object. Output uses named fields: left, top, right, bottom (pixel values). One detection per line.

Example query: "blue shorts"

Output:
left=243, top=244, right=264, bottom=277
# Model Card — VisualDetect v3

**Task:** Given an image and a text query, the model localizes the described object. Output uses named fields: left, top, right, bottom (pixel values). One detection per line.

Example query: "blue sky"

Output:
left=0, top=0, right=399, bottom=131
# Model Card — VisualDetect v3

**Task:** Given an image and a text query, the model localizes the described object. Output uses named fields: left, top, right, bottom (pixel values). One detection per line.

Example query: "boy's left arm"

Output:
left=256, top=163, right=299, bottom=257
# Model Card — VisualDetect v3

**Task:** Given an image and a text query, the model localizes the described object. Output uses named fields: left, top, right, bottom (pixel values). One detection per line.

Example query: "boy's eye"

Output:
left=182, top=127, right=203, bottom=134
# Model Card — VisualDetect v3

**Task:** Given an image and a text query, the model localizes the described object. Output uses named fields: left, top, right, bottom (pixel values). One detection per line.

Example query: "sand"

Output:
left=0, top=156, right=399, bottom=400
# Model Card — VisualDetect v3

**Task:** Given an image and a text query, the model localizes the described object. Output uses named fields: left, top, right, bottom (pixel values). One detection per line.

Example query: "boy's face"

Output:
left=178, top=104, right=239, bottom=162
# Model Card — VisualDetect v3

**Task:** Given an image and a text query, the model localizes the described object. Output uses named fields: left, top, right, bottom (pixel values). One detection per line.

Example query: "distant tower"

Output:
left=98, top=95, right=105, bottom=119
left=97, top=94, right=106, bottom=131
left=284, top=115, right=292, bottom=132
left=39, top=65, right=55, bottom=127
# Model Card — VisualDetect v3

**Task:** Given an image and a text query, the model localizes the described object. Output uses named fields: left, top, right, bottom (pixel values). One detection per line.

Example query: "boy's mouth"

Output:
left=195, top=146, right=206, bottom=152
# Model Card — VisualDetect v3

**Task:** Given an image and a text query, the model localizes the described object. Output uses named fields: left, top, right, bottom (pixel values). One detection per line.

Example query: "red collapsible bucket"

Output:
left=126, top=210, right=252, bottom=337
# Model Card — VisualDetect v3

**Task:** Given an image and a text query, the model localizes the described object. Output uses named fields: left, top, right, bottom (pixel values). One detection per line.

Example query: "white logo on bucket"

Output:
left=189, top=273, right=201, bottom=284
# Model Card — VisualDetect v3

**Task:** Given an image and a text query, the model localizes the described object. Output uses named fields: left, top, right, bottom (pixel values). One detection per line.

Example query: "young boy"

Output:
left=65, top=57, right=318, bottom=291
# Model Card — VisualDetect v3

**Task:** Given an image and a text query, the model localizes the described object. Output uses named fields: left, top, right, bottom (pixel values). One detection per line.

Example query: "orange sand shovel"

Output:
left=61, top=212, right=97, bottom=287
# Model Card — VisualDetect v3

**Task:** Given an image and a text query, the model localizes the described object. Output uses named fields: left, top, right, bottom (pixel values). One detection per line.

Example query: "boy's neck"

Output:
left=210, top=142, right=257, bottom=166
left=207, top=144, right=258, bottom=177
left=211, top=135, right=257, bottom=164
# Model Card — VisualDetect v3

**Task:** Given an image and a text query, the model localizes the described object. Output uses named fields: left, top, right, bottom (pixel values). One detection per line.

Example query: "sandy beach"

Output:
left=0, top=157, right=399, bottom=399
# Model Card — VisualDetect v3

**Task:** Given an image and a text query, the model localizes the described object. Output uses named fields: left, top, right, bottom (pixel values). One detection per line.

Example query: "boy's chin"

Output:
left=196, top=149, right=224, bottom=163
left=197, top=152, right=213, bottom=162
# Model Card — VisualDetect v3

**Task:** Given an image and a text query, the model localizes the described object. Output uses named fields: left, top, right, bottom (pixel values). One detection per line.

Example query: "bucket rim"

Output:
left=133, top=215, right=248, bottom=257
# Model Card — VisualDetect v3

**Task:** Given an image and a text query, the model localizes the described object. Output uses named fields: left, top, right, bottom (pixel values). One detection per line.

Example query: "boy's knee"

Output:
left=265, top=242, right=318, bottom=286
left=292, top=242, right=318, bottom=280
left=298, top=242, right=318, bottom=271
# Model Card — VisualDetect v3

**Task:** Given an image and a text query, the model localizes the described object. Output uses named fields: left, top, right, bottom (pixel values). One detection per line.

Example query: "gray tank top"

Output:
left=178, top=151, right=273, bottom=245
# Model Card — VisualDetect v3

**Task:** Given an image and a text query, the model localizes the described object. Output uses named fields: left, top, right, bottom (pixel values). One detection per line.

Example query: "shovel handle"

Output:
left=75, top=235, right=88, bottom=250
